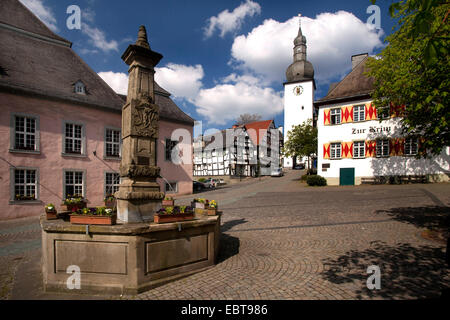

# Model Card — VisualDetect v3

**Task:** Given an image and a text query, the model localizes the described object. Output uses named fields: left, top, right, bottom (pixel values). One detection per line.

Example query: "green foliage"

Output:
left=45, top=203, right=56, bottom=212
left=198, top=178, right=207, bottom=183
left=367, top=1, right=449, bottom=156
left=283, top=119, right=317, bottom=159
left=306, top=175, right=327, bottom=187
left=165, top=206, right=174, bottom=214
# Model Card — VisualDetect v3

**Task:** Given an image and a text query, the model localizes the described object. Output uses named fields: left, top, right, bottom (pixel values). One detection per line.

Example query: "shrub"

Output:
left=300, top=174, right=309, bottom=182
left=198, top=178, right=207, bottom=183
left=306, top=175, right=327, bottom=186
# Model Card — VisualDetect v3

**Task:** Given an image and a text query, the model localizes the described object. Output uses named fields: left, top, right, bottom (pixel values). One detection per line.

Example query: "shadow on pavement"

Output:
left=216, top=219, right=248, bottom=263
left=320, top=240, right=449, bottom=299
left=375, top=205, right=450, bottom=231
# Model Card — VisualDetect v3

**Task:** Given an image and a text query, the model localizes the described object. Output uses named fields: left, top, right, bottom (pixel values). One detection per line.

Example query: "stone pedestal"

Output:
left=40, top=214, right=221, bottom=295
left=115, top=26, right=165, bottom=223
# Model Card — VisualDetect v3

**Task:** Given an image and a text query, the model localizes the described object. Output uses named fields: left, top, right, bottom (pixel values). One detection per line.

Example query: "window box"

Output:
left=70, top=214, right=116, bottom=225
left=154, top=212, right=195, bottom=224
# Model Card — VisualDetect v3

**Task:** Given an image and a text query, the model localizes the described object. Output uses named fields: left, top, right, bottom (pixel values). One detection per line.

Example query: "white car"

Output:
left=271, top=168, right=284, bottom=177
left=203, top=178, right=226, bottom=188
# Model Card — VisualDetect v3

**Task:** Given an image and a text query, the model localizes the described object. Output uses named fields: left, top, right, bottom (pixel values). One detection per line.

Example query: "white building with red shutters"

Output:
left=314, top=54, right=449, bottom=186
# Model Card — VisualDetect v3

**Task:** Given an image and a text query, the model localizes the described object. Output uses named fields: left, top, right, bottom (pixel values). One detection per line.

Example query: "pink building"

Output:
left=0, top=0, right=193, bottom=220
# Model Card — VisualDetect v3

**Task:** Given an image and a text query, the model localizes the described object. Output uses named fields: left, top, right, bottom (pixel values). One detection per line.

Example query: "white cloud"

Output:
left=194, top=81, right=283, bottom=125
left=155, top=64, right=204, bottom=102
left=20, top=0, right=58, bottom=32
left=98, top=71, right=128, bottom=95
left=204, top=0, right=261, bottom=38
left=81, top=23, right=119, bottom=52
left=231, top=11, right=384, bottom=83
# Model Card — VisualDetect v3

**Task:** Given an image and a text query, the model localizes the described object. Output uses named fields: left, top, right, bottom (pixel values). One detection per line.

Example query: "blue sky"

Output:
left=20, top=0, right=396, bottom=136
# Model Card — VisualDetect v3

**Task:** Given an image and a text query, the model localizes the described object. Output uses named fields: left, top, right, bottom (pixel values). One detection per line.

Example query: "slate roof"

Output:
left=0, top=0, right=194, bottom=126
left=314, top=56, right=374, bottom=106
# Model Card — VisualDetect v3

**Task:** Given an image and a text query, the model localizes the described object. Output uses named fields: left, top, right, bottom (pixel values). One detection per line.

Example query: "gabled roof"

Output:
left=0, top=0, right=70, bottom=45
left=0, top=0, right=194, bottom=126
left=315, top=56, right=374, bottom=106
left=244, top=120, right=274, bottom=146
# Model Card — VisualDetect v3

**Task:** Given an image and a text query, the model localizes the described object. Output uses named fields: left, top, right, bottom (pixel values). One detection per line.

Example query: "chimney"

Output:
left=351, top=53, right=368, bottom=70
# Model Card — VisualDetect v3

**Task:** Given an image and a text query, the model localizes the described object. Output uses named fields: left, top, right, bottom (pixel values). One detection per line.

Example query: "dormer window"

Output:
left=74, top=81, right=86, bottom=95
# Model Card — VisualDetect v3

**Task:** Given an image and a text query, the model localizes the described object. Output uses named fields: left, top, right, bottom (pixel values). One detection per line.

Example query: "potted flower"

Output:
left=206, top=200, right=218, bottom=216
left=154, top=205, right=195, bottom=224
left=70, top=206, right=117, bottom=225
left=45, top=203, right=58, bottom=220
left=162, top=196, right=175, bottom=207
left=63, top=194, right=87, bottom=212
left=104, top=195, right=116, bottom=208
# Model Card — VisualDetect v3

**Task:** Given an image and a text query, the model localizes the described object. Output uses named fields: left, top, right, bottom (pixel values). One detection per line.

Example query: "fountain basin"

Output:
left=40, top=214, right=221, bottom=295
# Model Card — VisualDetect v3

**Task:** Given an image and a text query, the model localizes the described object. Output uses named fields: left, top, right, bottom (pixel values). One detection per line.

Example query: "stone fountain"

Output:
left=40, top=26, right=221, bottom=295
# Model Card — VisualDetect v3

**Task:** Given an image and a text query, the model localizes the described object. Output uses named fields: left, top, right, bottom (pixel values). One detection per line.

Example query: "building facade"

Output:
left=315, top=54, right=449, bottom=185
left=0, top=0, right=194, bottom=219
left=193, top=120, right=282, bottom=177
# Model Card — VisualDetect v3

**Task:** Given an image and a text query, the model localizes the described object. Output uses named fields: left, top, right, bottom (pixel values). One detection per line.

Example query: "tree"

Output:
left=283, top=119, right=317, bottom=171
left=235, top=113, right=262, bottom=125
left=366, top=1, right=449, bottom=157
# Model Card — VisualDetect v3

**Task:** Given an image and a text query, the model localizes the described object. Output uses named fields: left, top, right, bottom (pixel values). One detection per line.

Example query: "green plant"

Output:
left=198, top=178, right=207, bottom=183
left=104, top=195, right=115, bottom=202
left=306, top=175, right=327, bottom=187
left=96, top=207, right=107, bottom=215
left=45, top=203, right=56, bottom=212
left=209, top=200, right=217, bottom=209
left=164, top=196, right=174, bottom=201
left=300, top=175, right=308, bottom=182
left=165, top=206, right=174, bottom=214
left=64, top=195, right=85, bottom=205
left=180, top=205, right=186, bottom=213
left=81, top=207, right=90, bottom=215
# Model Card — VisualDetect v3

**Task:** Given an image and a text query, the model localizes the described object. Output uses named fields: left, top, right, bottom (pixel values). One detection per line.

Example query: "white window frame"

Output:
left=104, top=171, right=120, bottom=197
left=330, top=143, right=342, bottom=159
left=10, top=167, right=39, bottom=203
left=104, top=127, right=121, bottom=159
left=63, top=169, right=86, bottom=199
left=165, top=181, right=178, bottom=194
left=62, top=121, right=86, bottom=157
left=330, top=108, right=341, bottom=125
left=353, top=105, right=365, bottom=122
left=10, top=113, right=40, bottom=154
left=74, top=81, right=86, bottom=95
left=405, top=137, right=418, bottom=156
left=376, top=139, right=390, bottom=158
left=353, top=141, right=365, bottom=159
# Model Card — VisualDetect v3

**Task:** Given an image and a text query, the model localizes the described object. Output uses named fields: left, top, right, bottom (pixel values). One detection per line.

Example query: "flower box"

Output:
left=70, top=214, right=117, bottom=225
left=206, top=208, right=218, bottom=216
left=162, top=199, right=175, bottom=207
left=45, top=210, right=58, bottom=220
left=192, top=202, right=205, bottom=209
left=154, top=213, right=195, bottom=224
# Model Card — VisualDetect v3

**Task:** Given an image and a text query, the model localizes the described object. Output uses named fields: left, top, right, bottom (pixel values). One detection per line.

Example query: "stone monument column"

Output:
left=115, top=26, right=165, bottom=223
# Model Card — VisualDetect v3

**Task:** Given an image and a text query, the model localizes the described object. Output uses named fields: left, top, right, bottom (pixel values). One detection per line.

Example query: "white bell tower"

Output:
left=283, top=14, right=315, bottom=169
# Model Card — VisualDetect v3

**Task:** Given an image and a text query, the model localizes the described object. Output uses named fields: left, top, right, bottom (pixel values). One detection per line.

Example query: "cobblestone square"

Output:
left=1, top=170, right=449, bottom=300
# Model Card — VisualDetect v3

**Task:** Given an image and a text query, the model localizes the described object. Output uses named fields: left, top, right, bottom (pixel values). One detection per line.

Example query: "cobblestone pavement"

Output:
left=1, top=170, right=449, bottom=299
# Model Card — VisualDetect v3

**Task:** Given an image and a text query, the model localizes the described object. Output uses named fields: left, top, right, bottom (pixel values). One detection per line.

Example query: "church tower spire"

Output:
left=286, top=14, right=314, bottom=82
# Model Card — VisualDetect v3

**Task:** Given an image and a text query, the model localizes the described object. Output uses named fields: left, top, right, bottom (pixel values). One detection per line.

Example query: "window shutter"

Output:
left=341, top=106, right=353, bottom=123
left=365, top=103, right=377, bottom=120
left=323, top=143, right=330, bottom=159
left=342, top=142, right=353, bottom=158
left=365, top=141, right=376, bottom=157
left=323, top=109, right=331, bottom=126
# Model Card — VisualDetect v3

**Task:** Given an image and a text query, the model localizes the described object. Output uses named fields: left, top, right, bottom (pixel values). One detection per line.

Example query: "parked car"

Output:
left=293, top=163, right=305, bottom=170
left=203, top=178, right=220, bottom=188
left=193, top=180, right=206, bottom=191
left=271, top=168, right=284, bottom=177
